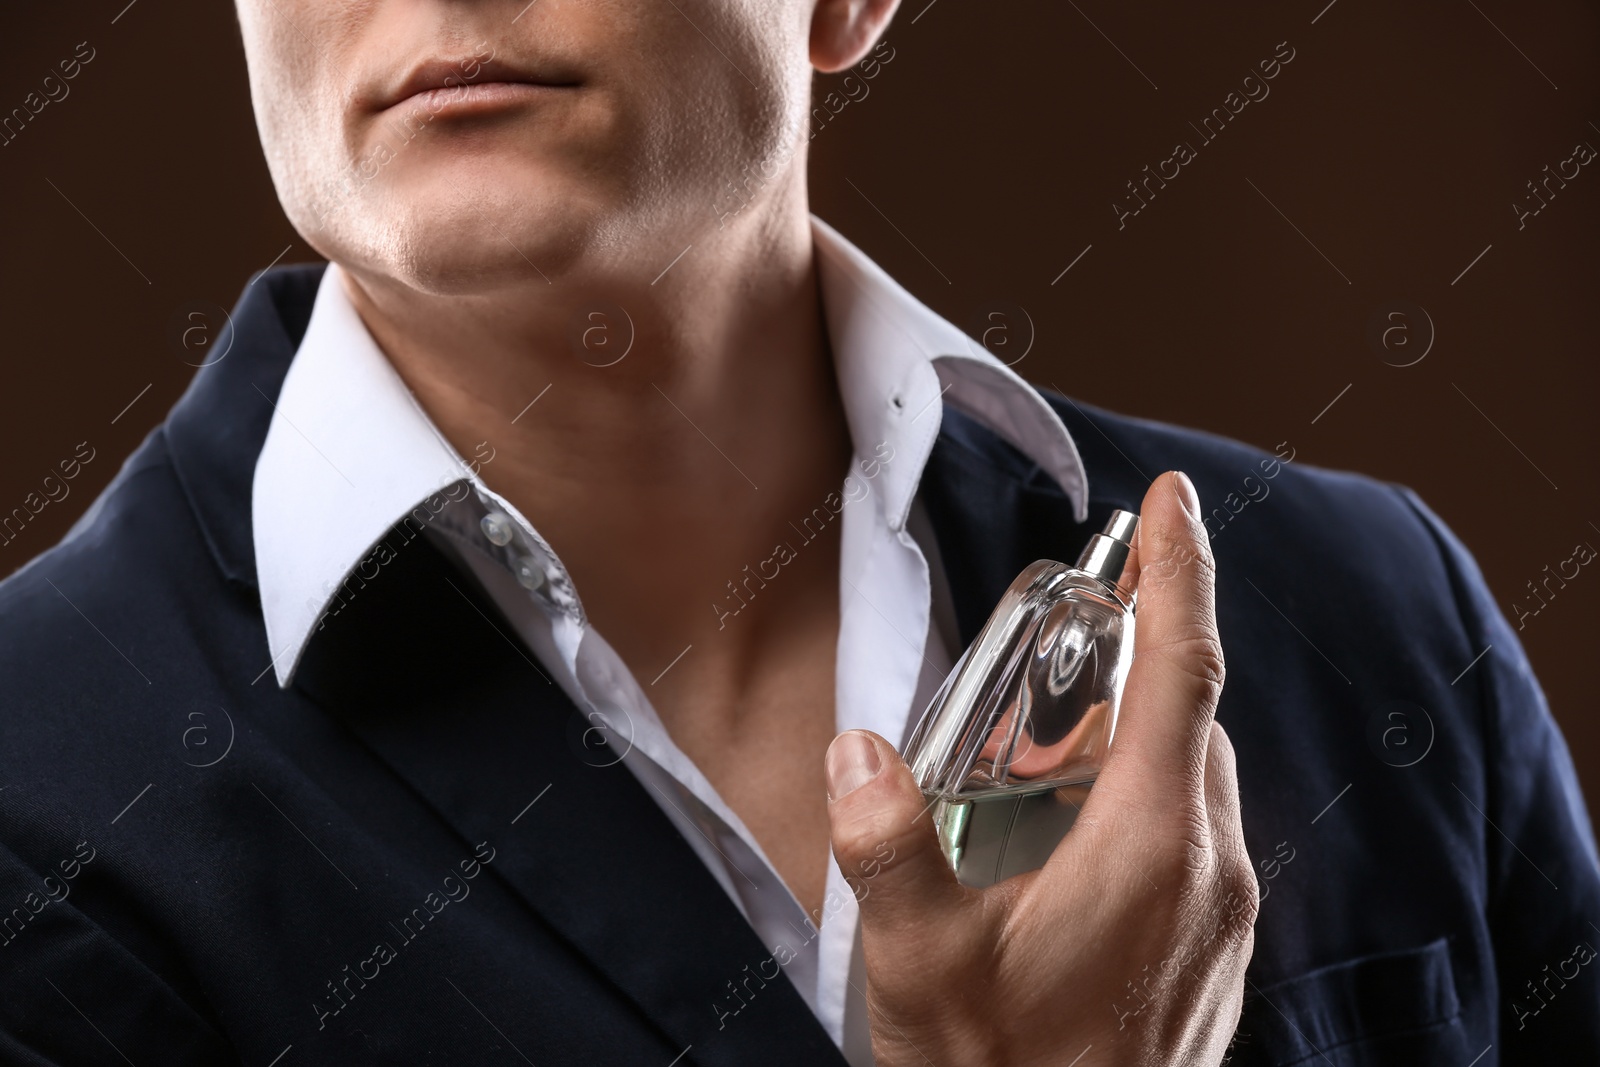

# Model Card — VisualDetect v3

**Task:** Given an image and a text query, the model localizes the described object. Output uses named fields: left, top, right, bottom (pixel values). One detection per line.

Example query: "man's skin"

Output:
left=234, top=0, right=1258, bottom=1061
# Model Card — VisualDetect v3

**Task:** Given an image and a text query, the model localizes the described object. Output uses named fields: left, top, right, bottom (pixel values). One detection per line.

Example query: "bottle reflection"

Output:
left=907, top=510, right=1139, bottom=888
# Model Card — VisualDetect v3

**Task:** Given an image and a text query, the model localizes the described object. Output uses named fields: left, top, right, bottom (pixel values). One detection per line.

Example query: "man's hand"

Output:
left=825, top=470, right=1257, bottom=1066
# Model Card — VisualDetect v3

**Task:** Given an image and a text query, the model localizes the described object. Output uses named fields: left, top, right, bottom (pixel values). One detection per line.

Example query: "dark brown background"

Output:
left=2, top=3, right=1596, bottom=820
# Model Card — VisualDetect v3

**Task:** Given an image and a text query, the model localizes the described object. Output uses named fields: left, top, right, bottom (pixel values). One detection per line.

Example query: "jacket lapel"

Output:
left=165, top=263, right=324, bottom=587
left=290, top=529, right=847, bottom=1066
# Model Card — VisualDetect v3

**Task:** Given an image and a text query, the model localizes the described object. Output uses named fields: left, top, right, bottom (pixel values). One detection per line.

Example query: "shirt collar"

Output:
left=810, top=215, right=1088, bottom=532
left=251, top=215, right=1089, bottom=687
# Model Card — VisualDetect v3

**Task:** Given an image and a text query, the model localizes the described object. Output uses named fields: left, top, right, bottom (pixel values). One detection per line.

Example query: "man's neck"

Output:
left=336, top=196, right=854, bottom=696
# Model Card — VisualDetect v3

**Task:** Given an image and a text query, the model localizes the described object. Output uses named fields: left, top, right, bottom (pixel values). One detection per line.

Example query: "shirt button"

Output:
left=514, top=556, right=548, bottom=593
left=480, top=512, right=516, bottom=547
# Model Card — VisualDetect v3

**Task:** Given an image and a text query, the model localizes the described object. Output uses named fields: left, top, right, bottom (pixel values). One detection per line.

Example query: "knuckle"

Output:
left=1225, top=851, right=1258, bottom=901
left=1215, top=859, right=1261, bottom=942
left=1135, top=626, right=1227, bottom=714
left=835, top=797, right=932, bottom=872
left=1153, top=805, right=1216, bottom=884
left=835, top=807, right=898, bottom=861
left=1165, top=624, right=1227, bottom=695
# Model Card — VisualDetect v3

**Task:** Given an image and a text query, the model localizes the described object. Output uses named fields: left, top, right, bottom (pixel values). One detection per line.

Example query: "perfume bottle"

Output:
left=903, top=510, right=1139, bottom=888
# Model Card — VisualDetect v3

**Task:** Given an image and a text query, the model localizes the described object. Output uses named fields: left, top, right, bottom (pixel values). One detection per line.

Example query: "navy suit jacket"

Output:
left=0, top=264, right=1595, bottom=1066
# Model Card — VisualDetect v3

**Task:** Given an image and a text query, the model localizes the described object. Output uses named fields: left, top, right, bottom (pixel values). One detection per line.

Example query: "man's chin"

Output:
left=306, top=174, right=678, bottom=296
left=317, top=164, right=592, bottom=286
left=394, top=241, right=570, bottom=295
left=378, top=210, right=593, bottom=295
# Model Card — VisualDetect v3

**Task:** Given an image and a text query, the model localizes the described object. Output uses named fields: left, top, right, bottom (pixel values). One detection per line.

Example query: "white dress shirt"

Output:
left=252, top=214, right=1089, bottom=1063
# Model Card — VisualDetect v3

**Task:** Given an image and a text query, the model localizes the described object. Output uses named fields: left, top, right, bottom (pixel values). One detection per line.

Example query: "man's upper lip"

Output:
left=377, top=57, right=578, bottom=110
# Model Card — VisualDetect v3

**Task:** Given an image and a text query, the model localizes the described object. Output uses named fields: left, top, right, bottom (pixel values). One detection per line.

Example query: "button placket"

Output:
left=470, top=491, right=576, bottom=622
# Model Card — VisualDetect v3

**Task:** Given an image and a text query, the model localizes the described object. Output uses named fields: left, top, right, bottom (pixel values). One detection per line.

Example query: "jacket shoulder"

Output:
left=1040, top=390, right=1437, bottom=568
left=0, top=426, right=247, bottom=760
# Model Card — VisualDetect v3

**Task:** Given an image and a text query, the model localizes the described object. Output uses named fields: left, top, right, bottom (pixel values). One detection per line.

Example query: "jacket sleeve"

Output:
left=1397, top=485, right=1600, bottom=1056
left=0, top=838, right=239, bottom=1066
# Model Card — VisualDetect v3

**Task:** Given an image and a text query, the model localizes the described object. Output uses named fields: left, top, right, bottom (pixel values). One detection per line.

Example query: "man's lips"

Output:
left=375, top=56, right=580, bottom=113
left=395, top=81, right=568, bottom=120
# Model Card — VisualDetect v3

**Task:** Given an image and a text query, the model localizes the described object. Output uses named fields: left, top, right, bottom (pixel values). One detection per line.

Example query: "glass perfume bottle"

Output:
left=903, top=510, right=1139, bottom=888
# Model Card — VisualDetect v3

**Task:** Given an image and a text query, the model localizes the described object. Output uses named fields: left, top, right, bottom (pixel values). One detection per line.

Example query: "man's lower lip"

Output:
left=393, top=81, right=573, bottom=117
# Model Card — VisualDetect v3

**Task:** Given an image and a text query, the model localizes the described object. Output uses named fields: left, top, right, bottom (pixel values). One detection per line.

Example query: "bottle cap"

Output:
left=1075, top=509, right=1139, bottom=595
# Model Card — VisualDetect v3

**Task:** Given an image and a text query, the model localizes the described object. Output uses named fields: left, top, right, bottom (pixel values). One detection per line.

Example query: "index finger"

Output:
left=1097, top=470, right=1225, bottom=808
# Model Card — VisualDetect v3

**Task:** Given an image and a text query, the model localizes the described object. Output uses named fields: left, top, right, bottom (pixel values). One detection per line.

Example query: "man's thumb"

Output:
left=825, top=730, right=968, bottom=934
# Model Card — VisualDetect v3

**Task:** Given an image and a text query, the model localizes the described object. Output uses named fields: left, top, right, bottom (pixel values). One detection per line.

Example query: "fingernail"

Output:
left=826, top=731, right=881, bottom=801
left=1174, top=470, right=1201, bottom=522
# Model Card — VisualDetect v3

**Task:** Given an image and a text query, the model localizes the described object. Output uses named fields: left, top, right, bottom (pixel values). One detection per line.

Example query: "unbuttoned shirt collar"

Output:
left=254, top=215, right=1088, bottom=687
left=251, top=214, right=1089, bottom=1061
